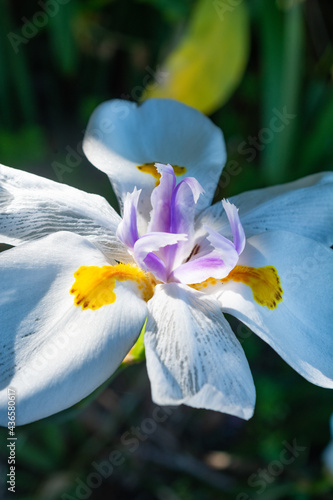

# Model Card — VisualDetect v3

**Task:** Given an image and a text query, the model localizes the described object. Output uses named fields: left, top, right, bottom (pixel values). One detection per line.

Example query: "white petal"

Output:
left=198, top=172, right=333, bottom=247
left=0, top=164, right=130, bottom=263
left=0, top=232, right=148, bottom=425
left=83, top=99, right=226, bottom=228
left=145, top=283, right=256, bottom=419
left=218, top=231, right=333, bottom=388
left=231, top=172, right=333, bottom=212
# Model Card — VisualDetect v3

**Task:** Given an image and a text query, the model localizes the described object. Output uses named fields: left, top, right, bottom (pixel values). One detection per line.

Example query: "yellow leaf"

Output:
left=143, top=0, right=250, bottom=114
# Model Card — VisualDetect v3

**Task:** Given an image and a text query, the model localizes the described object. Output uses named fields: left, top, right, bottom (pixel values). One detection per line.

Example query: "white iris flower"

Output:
left=0, top=99, right=332, bottom=425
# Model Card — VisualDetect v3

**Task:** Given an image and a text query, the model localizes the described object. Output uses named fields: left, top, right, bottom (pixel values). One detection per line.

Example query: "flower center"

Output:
left=118, top=163, right=244, bottom=284
left=69, top=163, right=283, bottom=311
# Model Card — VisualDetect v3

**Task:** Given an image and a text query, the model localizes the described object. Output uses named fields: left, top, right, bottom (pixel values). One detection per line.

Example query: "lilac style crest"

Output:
left=116, top=163, right=245, bottom=285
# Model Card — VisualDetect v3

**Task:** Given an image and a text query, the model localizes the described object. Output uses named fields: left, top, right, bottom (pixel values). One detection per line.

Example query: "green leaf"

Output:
left=143, top=0, right=250, bottom=114
left=0, top=3, right=37, bottom=126
left=16, top=438, right=56, bottom=471
left=48, top=0, right=79, bottom=76
left=0, top=126, right=47, bottom=165
left=0, top=14, right=11, bottom=126
left=299, top=89, right=333, bottom=175
left=122, top=318, right=147, bottom=364
left=138, top=0, right=191, bottom=22
left=258, top=1, right=303, bottom=183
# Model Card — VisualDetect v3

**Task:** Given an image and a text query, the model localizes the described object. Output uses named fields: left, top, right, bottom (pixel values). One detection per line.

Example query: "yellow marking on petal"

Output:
left=190, top=276, right=219, bottom=290
left=70, top=263, right=155, bottom=311
left=137, top=163, right=187, bottom=186
left=191, top=265, right=283, bottom=310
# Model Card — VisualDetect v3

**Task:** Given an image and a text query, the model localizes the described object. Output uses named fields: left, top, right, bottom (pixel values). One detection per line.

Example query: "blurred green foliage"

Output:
left=0, top=0, right=333, bottom=499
